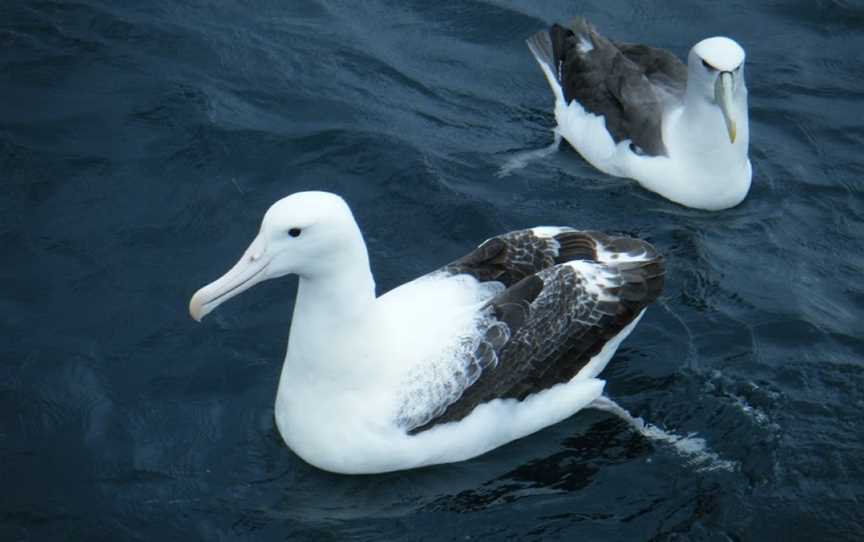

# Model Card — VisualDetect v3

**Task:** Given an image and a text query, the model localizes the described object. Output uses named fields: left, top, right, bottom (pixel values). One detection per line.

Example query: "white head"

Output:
left=189, top=191, right=365, bottom=321
left=686, top=37, right=747, bottom=143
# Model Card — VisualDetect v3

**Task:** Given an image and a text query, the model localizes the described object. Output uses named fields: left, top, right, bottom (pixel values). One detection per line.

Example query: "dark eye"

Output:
left=702, top=59, right=716, bottom=71
left=288, top=228, right=302, bottom=238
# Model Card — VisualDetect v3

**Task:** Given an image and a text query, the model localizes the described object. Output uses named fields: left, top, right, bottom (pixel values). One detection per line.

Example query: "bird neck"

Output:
left=675, top=91, right=749, bottom=158
left=274, top=239, right=378, bottom=438
left=292, top=245, right=376, bottom=335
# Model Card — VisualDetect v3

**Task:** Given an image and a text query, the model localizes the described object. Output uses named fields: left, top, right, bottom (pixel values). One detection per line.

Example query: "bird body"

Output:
left=528, top=19, right=751, bottom=210
left=190, top=192, right=664, bottom=473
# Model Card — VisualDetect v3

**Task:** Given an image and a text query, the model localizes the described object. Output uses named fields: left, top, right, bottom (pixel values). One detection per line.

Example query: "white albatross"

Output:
left=527, top=18, right=751, bottom=210
left=189, top=191, right=665, bottom=474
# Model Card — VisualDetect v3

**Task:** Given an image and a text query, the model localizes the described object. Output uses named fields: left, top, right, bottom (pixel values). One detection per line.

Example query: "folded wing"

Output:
left=404, top=229, right=664, bottom=434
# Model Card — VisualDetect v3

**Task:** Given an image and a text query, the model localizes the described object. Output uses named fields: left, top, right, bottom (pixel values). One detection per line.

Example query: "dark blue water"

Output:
left=3, top=1, right=863, bottom=540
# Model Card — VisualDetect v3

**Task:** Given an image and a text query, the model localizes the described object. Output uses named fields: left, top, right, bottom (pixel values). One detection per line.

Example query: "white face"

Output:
left=258, top=192, right=359, bottom=277
left=687, top=37, right=747, bottom=142
left=189, top=191, right=359, bottom=321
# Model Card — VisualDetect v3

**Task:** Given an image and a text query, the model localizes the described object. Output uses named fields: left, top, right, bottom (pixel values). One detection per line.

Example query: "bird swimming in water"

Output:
left=527, top=18, right=751, bottom=210
left=189, top=191, right=664, bottom=473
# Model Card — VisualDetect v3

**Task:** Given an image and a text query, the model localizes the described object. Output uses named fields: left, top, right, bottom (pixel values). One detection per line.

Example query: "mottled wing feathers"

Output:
left=443, top=228, right=568, bottom=286
left=407, top=230, right=664, bottom=434
left=529, top=18, right=687, bottom=156
left=516, top=233, right=664, bottom=395
left=581, top=231, right=665, bottom=308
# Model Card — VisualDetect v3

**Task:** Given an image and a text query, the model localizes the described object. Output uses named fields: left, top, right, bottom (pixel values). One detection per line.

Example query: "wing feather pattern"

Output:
left=404, top=229, right=664, bottom=434
left=528, top=18, right=687, bottom=156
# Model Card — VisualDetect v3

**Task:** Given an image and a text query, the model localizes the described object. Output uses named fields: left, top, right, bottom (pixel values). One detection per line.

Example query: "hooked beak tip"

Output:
left=187, top=243, right=271, bottom=324
left=189, top=234, right=271, bottom=323
left=189, top=294, right=205, bottom=322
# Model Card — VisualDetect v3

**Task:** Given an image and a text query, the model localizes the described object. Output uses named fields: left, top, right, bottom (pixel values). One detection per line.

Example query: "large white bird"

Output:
left=527, top=18, right=751, bottom=210
left=189, top=191, right=664, bottom=474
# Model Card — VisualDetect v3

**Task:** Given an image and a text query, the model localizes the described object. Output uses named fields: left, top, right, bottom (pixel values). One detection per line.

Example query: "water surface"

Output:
left=2, top=1, right=863, bottom=540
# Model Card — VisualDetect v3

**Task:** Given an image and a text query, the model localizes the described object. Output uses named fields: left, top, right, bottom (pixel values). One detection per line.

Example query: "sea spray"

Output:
left=589, top=395, right=738, bottom=472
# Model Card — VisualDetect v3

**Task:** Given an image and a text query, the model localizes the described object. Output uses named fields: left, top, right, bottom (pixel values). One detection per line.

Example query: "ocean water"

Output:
left=2, top=0, right=863, bottom=540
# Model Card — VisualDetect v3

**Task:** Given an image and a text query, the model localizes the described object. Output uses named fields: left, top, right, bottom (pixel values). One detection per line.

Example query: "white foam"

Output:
left=496, top=132, right=561, bottom=178
left=589, top=396, right=738, bottom=472
left=706, top=371, right=780, bottom=431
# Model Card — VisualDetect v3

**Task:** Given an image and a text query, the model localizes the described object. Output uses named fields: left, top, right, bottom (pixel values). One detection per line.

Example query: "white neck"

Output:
left=298, top=252, right=375, bottom=321
left=629, top=79, right=751, bottom=210
left=272, top=226, right=374, bottom=408
left=271, top=225, right=386, bottom=450
left=673, top=87, right=749, bottom=159
left=286, top=237, right=376, bottom=358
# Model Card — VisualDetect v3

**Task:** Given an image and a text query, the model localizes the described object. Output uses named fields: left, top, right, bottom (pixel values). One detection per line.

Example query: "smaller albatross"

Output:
left=189, top=191, right=664, bottom=474
left=527, top=18, right=751, bottom=210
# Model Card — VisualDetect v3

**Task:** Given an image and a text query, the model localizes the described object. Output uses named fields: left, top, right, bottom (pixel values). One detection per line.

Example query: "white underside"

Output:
left=535, top=60, right=751, bottom=211
left=274, top=270, right=646, bottom=474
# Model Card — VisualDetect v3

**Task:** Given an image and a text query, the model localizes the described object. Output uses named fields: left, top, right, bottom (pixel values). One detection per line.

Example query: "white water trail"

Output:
left=589, top=395, right=738, bottom=473
left=496, top=131, right=561, bottom=178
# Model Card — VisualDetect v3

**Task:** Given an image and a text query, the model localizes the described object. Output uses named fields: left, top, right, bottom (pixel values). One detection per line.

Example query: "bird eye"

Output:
left=288, top=228, right=302, bottom=238
left=701, top=59, right=716, bottom=71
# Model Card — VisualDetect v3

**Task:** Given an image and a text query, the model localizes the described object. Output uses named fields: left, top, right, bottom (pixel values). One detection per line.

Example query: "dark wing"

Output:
left=527, top=18, right=687, bottom=156
left=613, top=41, right=687, bottom=101
left=406, top=230, right=664, bottom=434
left=442, top=227, right=589, bottom=287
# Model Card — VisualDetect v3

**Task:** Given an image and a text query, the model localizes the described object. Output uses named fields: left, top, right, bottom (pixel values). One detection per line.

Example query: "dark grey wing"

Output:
left=613, top=41, right=687, bottom=101
left=527, top=18, right=687, bottom=156
left=407, top=231, right=664, bottom=434
left=442, top=227, right=586, bottom=287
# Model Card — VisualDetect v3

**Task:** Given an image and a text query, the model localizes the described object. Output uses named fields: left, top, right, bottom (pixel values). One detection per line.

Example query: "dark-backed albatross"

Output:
left=189, top=191, right=664, bottom=474
left=527, top=18, right=751, bottom=210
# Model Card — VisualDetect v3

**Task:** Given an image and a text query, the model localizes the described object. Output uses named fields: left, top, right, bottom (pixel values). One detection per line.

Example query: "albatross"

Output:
left=189, top=191, right=664, bottom=474
left=527, top=18, right=751, bottom=210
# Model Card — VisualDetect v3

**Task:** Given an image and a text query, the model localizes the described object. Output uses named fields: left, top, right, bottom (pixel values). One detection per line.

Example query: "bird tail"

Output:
left=526, top=30, right=565, bottom=103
